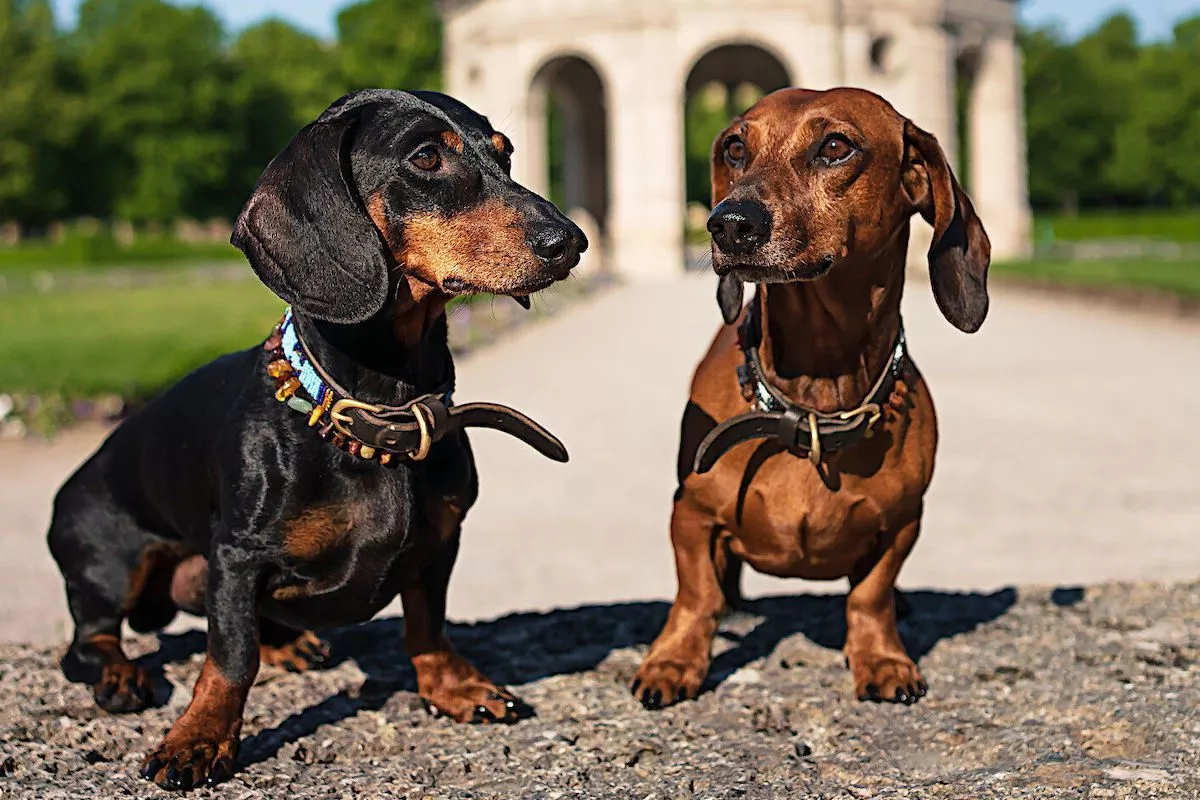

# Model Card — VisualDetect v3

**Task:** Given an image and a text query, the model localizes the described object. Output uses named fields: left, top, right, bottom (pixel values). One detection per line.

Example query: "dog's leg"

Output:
left=845, top=515, right=927, bottom=705
left=632, top=498, right=729, bottom=710
left=259, top=619, right=330, bottom=672
left=49, top=513, right=157, bottom=714
left=719, top=541, right=745, bottom=611
left=401, top=532, right=532, bottom=724
left=141, top=543, right=262, bottom=790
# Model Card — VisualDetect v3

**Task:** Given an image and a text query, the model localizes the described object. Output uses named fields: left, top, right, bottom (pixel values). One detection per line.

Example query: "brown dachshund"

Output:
left=632, top=87, right=990, bottom=708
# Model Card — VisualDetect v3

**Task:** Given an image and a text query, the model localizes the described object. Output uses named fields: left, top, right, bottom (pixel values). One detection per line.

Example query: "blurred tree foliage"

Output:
left=0, top=2, right=1197, bottom=227
left=684, top=82, right=763, bottom=208
left=0, top=0, right=440, bottom=228
left=1023, top=13, right=1200, bottom=211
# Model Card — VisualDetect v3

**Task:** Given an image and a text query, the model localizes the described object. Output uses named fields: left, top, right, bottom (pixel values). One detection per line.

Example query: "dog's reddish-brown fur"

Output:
left=633, top=88, right=990, bottom=708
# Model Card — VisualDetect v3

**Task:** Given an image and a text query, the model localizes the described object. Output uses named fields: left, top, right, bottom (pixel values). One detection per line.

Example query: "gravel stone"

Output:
left=1, top=582, right=1198, bottom=798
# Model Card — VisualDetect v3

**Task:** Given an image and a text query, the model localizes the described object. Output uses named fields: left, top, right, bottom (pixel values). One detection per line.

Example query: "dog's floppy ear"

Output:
left=711, top=129, right=744, bottom=326
left=902, top=120, right=992, bottom=333
left=232, top=92, right=393, bottom=325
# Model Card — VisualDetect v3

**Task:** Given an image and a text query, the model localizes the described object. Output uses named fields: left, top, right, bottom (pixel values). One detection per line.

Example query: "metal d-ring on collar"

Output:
left=692, top=298, right=908, bottom=474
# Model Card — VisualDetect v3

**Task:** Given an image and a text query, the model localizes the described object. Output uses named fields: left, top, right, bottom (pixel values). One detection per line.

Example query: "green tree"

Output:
left=233, top=19, right=340, bottom=127
left=1075, top=14, right=1141, bottom=206
left=0, top=0, right=77, bottom=225
left=70, top=0, right=243, bottom=222
left=337, top=0, right=441, bottom=92
left=228, top=19, right=342, bottom=195
left=1023, top=21, right=1128, bottom=210
left=1108, top=17, right=1200, bottom=206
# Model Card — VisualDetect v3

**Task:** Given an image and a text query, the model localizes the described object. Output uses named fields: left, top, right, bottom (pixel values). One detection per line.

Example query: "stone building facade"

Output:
left=441, top=0, right=1031, bottom=280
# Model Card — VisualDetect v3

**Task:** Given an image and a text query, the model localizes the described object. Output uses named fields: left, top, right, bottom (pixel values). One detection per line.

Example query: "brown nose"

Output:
left=708, top=200, right=771, bottom=255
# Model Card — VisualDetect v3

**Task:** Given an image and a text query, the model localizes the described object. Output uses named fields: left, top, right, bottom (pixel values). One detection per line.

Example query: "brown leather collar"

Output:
left=327, top=392, right=568, bottom=463
left=266, top=311, right=568, bottom=465
left=693, top=298, right=906, bottom=474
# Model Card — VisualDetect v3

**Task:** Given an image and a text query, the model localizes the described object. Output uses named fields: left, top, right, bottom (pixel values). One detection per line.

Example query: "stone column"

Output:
left=898, top=21, right=957, bottom=269
left=519, top=77, right=551, bottom=200
left=968, top=31, right=1033, bottom=261
left=605, top=34, right=685, bottom=281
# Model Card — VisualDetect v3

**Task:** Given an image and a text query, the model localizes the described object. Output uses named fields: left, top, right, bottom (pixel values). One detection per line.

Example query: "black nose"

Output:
left=708, top=200, right=771, bottom=255
left=528, top=223, right=583, bottom=272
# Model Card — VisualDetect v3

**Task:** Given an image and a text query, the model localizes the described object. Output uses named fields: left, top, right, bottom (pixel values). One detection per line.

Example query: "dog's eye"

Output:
left=724, top=137, right=747, bottom=168
left=410, top=146, right=442, bottom=172
left=818, top=135, right=856, bottom=164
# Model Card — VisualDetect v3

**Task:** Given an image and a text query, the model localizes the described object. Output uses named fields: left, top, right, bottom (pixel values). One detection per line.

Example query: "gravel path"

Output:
left=1, top=581, right=1198, bottom=798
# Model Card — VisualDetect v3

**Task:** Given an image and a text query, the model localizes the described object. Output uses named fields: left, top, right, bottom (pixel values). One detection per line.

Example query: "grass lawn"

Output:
left=1035, top=209, right=1200, bottom=242
left=993, top=258, right=1200, bottom=298
left=0, top=278, right=285, bottom=398
left=0, top=236, right=242, bottom=273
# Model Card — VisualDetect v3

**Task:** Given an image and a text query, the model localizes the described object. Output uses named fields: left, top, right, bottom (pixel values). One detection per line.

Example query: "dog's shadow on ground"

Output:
left=147, top=586, right=1026, bottom=768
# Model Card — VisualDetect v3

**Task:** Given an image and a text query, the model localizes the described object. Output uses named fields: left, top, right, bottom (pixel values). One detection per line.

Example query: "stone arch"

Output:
left=683, top=41, right=795, bottom=100
left=528, top=53, right=611, bottom=270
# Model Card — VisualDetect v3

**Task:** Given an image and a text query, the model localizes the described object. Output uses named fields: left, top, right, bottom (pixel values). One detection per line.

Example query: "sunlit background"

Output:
left=2, top=0, right=1197, bottom=424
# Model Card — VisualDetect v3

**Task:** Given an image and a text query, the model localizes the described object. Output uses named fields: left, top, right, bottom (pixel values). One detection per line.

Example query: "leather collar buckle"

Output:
left=839, top=402, right=883, bottom=438
left=329, top=398, right=384, bottom=440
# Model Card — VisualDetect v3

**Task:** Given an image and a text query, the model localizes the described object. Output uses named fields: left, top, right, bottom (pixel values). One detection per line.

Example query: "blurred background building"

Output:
left=442, top=0, right=1032, bottom=279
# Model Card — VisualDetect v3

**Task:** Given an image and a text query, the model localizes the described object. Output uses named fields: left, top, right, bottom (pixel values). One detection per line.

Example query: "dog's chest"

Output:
left=263, top=465, right=470, bottom=628
left=728, top=457, right=886, bottom=578
left=722, top=387, right=935, bottom=581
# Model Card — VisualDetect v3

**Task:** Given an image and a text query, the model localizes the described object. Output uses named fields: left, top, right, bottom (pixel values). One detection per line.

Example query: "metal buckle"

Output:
left=329, top=398, right=383, bottom=439
left=839, top=403, right=883, bottom=436
left=807, top=411, right=821, bottom=465
left=408, top=402, right=433, bottom=462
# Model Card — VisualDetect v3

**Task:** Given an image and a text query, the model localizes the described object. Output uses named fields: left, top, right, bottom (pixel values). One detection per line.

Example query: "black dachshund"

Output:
left=47, top=89, right=586, bottom=790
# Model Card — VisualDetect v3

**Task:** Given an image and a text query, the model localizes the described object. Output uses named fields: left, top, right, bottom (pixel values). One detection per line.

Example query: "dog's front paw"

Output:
left=630, top=655, right=707, bottom=710
left=140, top=735, right=237, bottom=790
left=259, top=630, right=330, bottom=673
left=412, top=651, right=533, bottom=724
left=93, top=661, right=153, bottom=713
left=423, top=683, right=533, bottom=724
left=849, top=653, right=927, bottom=705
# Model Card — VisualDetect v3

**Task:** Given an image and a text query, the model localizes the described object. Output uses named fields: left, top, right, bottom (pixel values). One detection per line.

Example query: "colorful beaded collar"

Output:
left=262, top=308, right=451, bottom=466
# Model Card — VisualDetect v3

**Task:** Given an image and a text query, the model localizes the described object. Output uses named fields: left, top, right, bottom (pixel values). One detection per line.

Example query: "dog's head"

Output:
left=232, top=89, right=587, bottom=325
left=708, top=87, right=990, bottom=333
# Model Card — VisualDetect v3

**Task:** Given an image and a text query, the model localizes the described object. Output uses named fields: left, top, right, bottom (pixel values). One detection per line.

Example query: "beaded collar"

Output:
left=262, top=308, right=452, bottom=466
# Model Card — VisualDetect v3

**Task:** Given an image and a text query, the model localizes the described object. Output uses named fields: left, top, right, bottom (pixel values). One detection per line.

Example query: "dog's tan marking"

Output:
left=366, top=192, right=400, bottom=253
left=399, top=198, right=531, bottom=290
left=441, top=131, right=464, bottom=152
left=282, top=505, right=356, bottom=562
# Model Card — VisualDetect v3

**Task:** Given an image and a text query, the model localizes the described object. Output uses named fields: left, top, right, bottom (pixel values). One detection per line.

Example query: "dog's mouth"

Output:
left=714, top=253, right=836, bottom=283
left=442, top=274, right=558, bottom=310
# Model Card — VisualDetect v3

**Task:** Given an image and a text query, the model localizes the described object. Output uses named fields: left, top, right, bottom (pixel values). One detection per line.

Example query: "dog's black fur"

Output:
left=47, top=89, right=585, bottom=791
